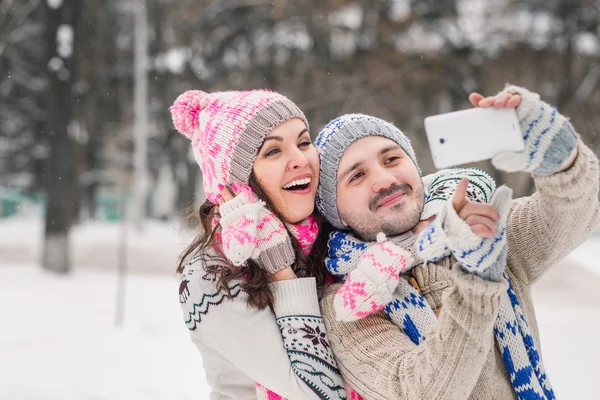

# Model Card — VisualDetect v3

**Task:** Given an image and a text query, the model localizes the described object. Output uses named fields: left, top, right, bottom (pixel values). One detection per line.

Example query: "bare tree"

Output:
left=0, top=0, right=45, bottom=190
left=42, top=0, right=81, bottom=273
left=131, top=0, right=149, bottom=230
left=5, top=0, right=598, bottom=230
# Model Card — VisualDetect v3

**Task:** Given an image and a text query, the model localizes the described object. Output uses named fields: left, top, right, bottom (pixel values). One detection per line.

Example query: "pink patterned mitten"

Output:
left=219, top=188, right=262, bottom=266
left=254, top=207, right=295, bottom=274
left=219, top=185, right=295, bottom=273
left=334, top=233, right=414, bottom=321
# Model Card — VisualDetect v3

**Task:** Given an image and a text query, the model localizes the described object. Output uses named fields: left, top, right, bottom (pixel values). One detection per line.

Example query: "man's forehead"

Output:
left=337, top=136, right=401, bottom=179
left=340, top=136, right=400, bottom=165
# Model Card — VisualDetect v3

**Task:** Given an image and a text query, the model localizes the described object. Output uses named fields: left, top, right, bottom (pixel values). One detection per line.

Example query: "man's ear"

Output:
left=341, top=217, right=348, bottom=227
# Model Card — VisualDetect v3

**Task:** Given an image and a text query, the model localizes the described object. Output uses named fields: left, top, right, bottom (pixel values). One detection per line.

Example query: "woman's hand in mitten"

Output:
left=218, top=183, right=295, bottom=274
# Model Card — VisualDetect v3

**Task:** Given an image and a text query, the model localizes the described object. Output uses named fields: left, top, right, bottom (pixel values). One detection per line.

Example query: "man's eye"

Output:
left=385, top=156, right=400, bottom=164
left=349, top=172, right=364, bottom=183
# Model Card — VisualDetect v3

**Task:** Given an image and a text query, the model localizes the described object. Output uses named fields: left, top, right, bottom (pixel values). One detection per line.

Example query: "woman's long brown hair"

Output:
left=177, top=172, right=330, bottom=310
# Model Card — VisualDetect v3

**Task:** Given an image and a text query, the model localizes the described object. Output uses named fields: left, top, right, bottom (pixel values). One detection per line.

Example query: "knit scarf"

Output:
left=288, top=215, right=319, bottom=255
left=326, top=231, right=555, bottom=400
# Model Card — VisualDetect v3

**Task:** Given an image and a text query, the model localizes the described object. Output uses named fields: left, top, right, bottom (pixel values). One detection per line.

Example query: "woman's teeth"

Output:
left=283, top=177, right=311, bottom=190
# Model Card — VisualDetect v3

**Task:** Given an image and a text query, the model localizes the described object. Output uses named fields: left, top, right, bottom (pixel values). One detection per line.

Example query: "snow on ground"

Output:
left=1, top=217, right=599, bottom=399
left=0, top=265, right=206, bottom=400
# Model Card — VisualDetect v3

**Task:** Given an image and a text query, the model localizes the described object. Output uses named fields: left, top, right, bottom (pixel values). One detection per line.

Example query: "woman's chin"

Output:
left=276, top=190, right=316, bottom=222
left=281, top=203, right=315, bottom=225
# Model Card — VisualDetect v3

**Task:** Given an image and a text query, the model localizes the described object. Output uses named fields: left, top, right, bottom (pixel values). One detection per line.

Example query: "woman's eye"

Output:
left=299, top=141, right=311, bottom=148
left=264, top=148, right=280, bottom=157
left=349, top=172, right=364, bottom=183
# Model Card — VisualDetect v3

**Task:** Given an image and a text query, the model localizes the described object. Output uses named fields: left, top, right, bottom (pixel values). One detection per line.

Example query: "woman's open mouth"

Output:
left=282, top=177, right=312, bottom=194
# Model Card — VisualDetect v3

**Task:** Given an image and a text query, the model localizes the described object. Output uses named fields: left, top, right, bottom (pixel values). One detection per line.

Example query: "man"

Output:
left=313, top=86, right=599, bottom=400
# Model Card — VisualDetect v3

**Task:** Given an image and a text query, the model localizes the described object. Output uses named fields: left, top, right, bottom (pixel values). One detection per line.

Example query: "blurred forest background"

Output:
left=1, top=0, right=599, bottom=272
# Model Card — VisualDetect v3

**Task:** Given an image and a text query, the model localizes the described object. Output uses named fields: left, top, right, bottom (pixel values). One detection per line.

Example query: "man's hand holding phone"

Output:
left=469, top=88, right=578, bottom=173
left=468, top=91, right=522, bottom=109
left=425, top=85, right=579, bottom=174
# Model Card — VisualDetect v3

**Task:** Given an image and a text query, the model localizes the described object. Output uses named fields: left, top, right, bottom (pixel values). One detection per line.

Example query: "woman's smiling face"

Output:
left=252, top=118, right=320, bottom=224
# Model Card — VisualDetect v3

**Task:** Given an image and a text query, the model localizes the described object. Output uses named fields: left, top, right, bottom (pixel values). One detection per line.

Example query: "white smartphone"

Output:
left=424, top=107, right=525, bottom=169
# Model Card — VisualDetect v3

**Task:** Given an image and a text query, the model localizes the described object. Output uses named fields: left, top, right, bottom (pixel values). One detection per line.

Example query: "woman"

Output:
left=171, top=89, right=348, bottom=400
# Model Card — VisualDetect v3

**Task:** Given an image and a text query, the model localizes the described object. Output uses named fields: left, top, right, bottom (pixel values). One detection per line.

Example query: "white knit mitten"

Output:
left=421, top=168, right=496, bottom=220
left=491, top=85, right=578, bottom=175
left=417, top=185, right=513, bottom=281
left=219, top=186, right=294, bottom=273
left=334, top=233, right=415, bottom=321
left=417, top=168, right=496, bottom=262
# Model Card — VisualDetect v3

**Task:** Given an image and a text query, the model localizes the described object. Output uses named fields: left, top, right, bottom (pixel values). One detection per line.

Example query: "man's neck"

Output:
left=410, top=216, right=436, bottom=236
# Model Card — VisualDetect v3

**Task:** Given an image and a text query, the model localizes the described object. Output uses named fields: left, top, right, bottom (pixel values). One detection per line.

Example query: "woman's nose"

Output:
left=288, top=148, right=309, bottom=170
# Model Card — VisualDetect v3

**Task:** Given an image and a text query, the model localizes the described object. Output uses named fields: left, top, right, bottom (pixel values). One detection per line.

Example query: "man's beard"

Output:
left=341, top=182, right=425, bottom=241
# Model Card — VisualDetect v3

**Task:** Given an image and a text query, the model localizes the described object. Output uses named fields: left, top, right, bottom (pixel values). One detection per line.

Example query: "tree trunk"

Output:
left=42, top=0, right=81, bottom=274
left=79, top=0, right=105, bottom=221
left=131, top=0, right=150, bottom=230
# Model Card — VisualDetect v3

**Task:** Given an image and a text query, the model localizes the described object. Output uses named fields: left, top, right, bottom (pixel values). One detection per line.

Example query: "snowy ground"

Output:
left=1, top=218, right=599, bottom=399
left=1, top=266, right=206, bottom=400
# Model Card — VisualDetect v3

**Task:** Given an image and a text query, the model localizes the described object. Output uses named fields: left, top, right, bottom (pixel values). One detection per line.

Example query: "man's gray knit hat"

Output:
left=314, top=113, right=420, bottom=229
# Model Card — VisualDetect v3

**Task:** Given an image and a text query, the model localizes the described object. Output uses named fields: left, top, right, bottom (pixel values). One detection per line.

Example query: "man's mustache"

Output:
left=369, top=184, right=413, bottom=212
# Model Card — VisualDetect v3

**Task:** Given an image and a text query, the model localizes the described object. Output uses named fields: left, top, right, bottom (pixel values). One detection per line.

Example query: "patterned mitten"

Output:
left=325, top=231, right=368, bottom=280
left=219, top=185, right=295, bottom=273
left=218, top=188, right=262, bottom=266
left=421, top=168, right=496, bottom=220
left=417, top=168, right=496, bottom=262
left=491, top=85, right=578, bottom=175
left=334, top=233, right=415, bottom=321
left=415, top=217, right=450, bottom=263
left=417, top=185, right=513, bottom=281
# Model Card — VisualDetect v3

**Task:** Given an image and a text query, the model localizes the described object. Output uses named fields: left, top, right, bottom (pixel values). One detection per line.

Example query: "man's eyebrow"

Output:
left=379, top=145, right=399, bottom=155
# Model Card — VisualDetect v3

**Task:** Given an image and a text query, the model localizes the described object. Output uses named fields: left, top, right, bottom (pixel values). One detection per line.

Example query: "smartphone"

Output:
left=424, top=107, right=525, bottom=169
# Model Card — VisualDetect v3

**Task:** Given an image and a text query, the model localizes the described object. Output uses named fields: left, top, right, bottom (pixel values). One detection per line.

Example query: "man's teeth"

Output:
left=283, top=177, right=311, bottom=189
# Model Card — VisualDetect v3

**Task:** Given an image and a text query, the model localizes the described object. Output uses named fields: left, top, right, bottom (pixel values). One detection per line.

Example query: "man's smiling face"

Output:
left=336, top=136, right=424, bottom=241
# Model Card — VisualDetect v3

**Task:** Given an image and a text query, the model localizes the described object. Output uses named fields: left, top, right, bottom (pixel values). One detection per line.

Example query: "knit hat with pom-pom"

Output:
left=170, top=90, right=308, bottom=203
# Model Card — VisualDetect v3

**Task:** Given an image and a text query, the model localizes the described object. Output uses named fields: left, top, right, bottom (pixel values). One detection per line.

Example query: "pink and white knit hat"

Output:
left=170, top=89, right=308, bottom=203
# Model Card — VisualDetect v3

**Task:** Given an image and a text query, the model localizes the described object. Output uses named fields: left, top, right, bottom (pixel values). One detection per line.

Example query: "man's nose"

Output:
left=371, top=169, right=398, bottom=193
